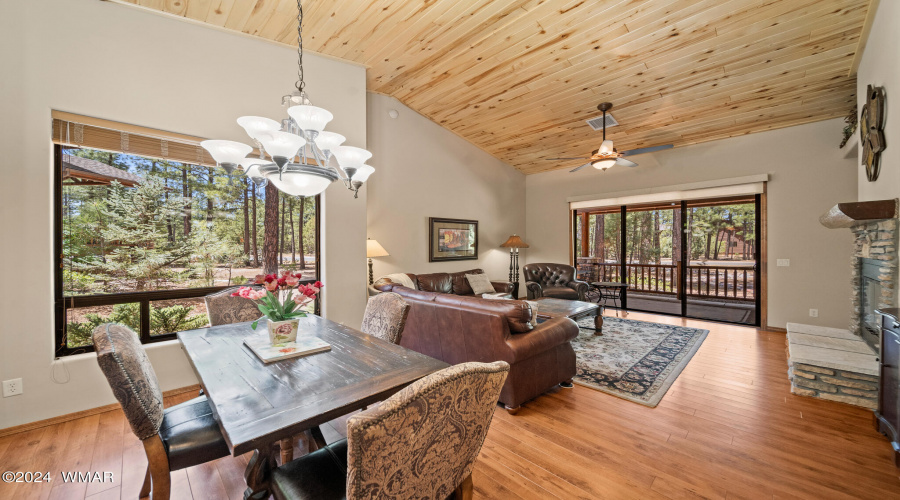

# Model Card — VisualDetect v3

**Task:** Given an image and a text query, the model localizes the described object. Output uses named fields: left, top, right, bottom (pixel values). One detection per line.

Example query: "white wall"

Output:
left=366, top=94, right=526, bottom=286
left=0, top=0, right=367, bottom=428
left=525, top=119, right=857, bottom=330
left=856, top=0, right=899, bottom=203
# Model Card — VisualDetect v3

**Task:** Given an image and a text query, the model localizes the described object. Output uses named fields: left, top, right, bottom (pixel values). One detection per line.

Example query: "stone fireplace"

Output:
left=785, top=200, right=898, bottom=408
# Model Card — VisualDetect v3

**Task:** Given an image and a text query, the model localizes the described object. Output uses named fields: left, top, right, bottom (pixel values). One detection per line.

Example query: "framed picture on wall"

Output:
left=429, top=217, right=478, bottom=262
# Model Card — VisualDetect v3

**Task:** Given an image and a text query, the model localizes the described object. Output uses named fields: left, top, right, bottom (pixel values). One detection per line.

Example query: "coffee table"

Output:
left=533, top=297, right=604, bottom=335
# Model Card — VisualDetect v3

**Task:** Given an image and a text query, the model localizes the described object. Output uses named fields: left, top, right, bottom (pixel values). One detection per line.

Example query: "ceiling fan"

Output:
left=546, top=102, right=674, bottom=172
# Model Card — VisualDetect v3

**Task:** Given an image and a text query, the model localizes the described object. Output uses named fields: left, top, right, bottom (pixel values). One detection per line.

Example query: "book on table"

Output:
left=243, top=334, right=331, bottom=363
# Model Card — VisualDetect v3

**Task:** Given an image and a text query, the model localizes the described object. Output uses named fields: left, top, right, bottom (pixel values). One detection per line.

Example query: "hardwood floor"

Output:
left=1, top=312, right=898, bottom=499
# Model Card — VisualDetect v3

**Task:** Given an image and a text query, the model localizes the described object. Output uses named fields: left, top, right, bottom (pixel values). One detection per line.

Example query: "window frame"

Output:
left=53, top=144, right=322, bottom=357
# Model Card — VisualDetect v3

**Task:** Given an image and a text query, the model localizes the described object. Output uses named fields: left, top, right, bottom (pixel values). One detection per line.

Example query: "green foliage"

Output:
left=63, top=269, right=95, bottom=295
left=65, top=303, right=210, bottom=348
left=232, top=275, right=249, bottom=285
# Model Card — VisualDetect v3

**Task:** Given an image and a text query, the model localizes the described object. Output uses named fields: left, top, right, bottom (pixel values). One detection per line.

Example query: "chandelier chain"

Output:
left=295, top=0, right=305, bottom=93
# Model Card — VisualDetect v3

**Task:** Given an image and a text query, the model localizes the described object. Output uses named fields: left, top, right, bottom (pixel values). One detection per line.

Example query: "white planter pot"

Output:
left=267, top=319, right=299, bottom=344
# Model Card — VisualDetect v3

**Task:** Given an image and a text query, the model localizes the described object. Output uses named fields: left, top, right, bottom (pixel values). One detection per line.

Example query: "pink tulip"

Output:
left=264, top=280, right=279, bottom=292
left=248, top=290, right=267, bottom=300
left=293, top=295, right=312, bottom=307
left=253, top=274, right=266, bottom=284
left=285, top=276, right=300, bottom=287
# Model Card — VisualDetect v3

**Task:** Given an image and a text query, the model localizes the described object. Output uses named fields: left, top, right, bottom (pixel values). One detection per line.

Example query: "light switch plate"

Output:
left=2, top=378, right=22, bottom=397
left=777, top=259, right=790, bottom=267
left=809, top=309, right=819, bottom=318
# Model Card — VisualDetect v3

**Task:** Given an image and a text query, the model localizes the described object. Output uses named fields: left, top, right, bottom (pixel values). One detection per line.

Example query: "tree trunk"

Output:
left=243, top=178, right=250, bottom=263
left=705, top=233, right=712, bottom=259
left=289, top=198, right=296, bottom=263
left=206, top=168, right=214, bottom=223
left=280, top=196, right=286, bottom=265
left=182, top=166, right=191, bottom=237
left=593, top=214, right=604, bottom=261
left=298, top=198, right=306, bottom=270
left=653, top=212, right=661, bottom=264
left=263, top=183, right=279, bottom=275
left=251, top=183, right=259, bottom=267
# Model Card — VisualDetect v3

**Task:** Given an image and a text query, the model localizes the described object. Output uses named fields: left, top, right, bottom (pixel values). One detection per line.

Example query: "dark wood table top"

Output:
left=532, top=297, right=600, bottom=319
left=592, top=282, right=629, bottom=288
left=178, top=315, right=448, bottom=455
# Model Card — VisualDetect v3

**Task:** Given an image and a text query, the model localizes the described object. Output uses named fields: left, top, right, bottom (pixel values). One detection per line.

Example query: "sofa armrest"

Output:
left=505, top=317, right=579, bottom=362
left=491, top=281, right=515, bottom=294
left=525, top=281, right=543, bottom=300
left=567, top=280, right=590, bottom=301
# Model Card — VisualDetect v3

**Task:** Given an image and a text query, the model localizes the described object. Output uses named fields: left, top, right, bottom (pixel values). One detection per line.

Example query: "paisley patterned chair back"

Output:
left=346, top=361, right=509, bottom=499
left=205, top=286, right=264, bottom=326
left=360, top=292, right=411, bottom=345
left=92, top=323, right=165, bottom=440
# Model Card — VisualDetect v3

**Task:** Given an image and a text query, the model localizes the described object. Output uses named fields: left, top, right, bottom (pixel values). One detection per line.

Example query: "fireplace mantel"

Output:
left=819, top=199, right=898, bottom=229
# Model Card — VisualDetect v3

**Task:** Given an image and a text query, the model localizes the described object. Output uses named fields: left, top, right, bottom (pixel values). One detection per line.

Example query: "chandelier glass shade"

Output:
left=198, top=0, right=375, bottom=199
left=592, top=158, right=617, bottom=170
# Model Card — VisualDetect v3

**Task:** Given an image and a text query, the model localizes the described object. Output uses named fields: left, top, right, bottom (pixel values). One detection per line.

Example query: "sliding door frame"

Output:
left=574, top=193, right=765, bottom=327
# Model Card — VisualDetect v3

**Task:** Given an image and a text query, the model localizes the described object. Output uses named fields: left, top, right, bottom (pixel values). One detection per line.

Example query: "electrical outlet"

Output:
left=809, top=309, right=819, bottom=318
left=3, top=378, right=23, bottom=397
left=777, top=259, right=790, bottom=267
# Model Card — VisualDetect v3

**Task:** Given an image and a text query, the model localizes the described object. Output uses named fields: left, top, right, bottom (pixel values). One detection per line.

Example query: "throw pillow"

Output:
left=466, top=273, right=496, bottom=295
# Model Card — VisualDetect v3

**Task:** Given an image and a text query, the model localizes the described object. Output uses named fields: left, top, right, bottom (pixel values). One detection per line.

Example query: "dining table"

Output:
left=177, top=314, right=449, bottom=500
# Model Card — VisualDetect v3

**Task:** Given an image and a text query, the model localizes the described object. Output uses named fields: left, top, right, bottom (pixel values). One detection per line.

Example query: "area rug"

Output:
left=572, top=316, right=708, bottom=407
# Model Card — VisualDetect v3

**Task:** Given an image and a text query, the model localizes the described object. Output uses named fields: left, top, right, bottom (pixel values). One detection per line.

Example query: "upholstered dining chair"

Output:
left=360, top=292, right=411, bottom=345
left=92, top=323, right=230, bottom=500
left=204, top=285, right=264, bottom=326
left=269, top=361, right=510, bottom=500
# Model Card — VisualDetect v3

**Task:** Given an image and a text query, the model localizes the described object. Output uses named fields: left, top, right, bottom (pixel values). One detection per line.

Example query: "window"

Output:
left=53, top=115, right=320, bottom=356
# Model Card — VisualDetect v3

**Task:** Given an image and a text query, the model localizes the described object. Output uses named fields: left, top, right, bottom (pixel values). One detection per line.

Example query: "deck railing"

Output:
left=577, top=260, right=755, bottom=300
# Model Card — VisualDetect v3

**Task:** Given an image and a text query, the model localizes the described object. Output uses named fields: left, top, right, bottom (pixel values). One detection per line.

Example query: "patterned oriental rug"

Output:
left=572, top=317, right=709, bottom=407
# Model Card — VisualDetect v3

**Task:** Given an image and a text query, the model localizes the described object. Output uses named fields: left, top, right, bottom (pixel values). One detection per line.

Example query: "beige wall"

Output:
left=856, top=0, right=899, bottom=203
left=525, top=119, right=857, bottom=330
left=0, top=0, right=367, bottom=428
left=366, top=94, right=526, bottom=285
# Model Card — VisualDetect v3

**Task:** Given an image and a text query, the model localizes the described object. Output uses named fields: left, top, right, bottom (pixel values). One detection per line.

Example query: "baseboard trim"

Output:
left=766, top=326, right=787, bottom=333
left=0, top=384, right=201, bottom=438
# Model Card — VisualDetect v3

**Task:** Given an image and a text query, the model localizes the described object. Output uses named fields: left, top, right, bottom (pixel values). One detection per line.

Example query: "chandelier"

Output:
left=200, top=0, right=373, bottom=198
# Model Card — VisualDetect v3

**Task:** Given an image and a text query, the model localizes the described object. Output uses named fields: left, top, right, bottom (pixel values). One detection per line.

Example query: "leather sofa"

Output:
left=373, top=268, right=514, bottom=298
left=523, top=263, right=590, bottom=301
left=386, top=285, right=579, bottom=413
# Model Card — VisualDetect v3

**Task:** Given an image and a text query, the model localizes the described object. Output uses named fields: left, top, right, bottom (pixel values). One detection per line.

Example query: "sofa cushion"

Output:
left=391, top=286, right=438, bottom=303
left=543, top=286, right=579, bottom=300
left=449, top=269, right=484, bottom=295
left=466, top=273, right=496, bottom=295
left=415, top=272, right=452, bottom=294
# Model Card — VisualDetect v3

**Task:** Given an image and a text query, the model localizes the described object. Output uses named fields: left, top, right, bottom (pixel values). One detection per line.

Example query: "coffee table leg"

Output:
left=244, top=444, right=276, bottom=500
left=594, top=312, right=603, bottom=335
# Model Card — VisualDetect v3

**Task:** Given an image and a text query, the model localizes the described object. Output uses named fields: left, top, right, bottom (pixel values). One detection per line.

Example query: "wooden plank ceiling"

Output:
left=123, top=0, right=867, bottom=174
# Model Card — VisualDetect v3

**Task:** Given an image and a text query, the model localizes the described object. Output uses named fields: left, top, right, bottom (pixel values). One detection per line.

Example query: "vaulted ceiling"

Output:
left=120, top=0, right=871, bottom=174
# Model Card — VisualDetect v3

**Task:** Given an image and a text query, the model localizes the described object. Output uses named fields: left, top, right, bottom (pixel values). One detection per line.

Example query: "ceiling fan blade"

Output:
left=546, top=157, right=591, bottom=160
left=620, top=144, right=674, bottom=156
left=615, top=157, right=638, bottom=168
left=569, top=162, right=592, bottom=173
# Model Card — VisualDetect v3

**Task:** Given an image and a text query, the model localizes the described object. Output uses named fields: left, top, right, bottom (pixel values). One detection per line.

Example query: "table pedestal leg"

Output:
left=244, top=445, right=276, bottom=500
left=594, top=312, right=604, bottom=336
left=279, top=437, right=294, bottom=464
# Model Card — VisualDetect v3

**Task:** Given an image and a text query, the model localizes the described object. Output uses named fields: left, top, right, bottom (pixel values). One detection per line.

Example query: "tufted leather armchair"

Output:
left=523, top=263, right=590, bottom=301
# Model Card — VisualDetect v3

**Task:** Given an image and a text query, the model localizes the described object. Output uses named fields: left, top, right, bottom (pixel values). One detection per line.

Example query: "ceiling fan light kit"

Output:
left=200, top=0, right=374, bottom=199
left=546, top=102, right=674, bottom=173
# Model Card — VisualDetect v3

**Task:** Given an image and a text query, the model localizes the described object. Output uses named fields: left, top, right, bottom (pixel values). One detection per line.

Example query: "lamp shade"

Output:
left=353, top=164, right=375, bottom=183
left=314, top=131, right=346, bottom=153
left=200, top=140, right=253, bottom=165
left=288, top=105, right=334, bottom=133
left=592, top=158, right=616, bottom=170
left=366, top=239, right=389, bottom=258
left=267, top=171, right=333, bottom=197
left=331, top=146, right=372, bottom=170
left=500, top=234, right=529, bottom=248
left=258, top=131, right=306, bottom=160
left=237, top=116, right=281, bottom=140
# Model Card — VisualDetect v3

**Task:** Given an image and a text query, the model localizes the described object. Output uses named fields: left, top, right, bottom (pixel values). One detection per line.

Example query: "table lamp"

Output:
left=366, top=238, right=390, bottom=285
left=500, top=234, right=529, bottom=298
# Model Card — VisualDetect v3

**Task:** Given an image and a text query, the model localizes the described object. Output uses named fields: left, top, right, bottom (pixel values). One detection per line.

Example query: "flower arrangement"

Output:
left=231, top=272, right=323, bottom=331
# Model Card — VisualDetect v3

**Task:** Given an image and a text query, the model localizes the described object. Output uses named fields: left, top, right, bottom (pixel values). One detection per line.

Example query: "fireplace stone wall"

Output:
left=849, top=219, right=898, bottom=350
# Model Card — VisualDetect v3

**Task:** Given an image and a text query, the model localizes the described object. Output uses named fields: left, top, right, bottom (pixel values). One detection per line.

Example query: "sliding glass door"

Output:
left=574, top=195, right=760, bottom=326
